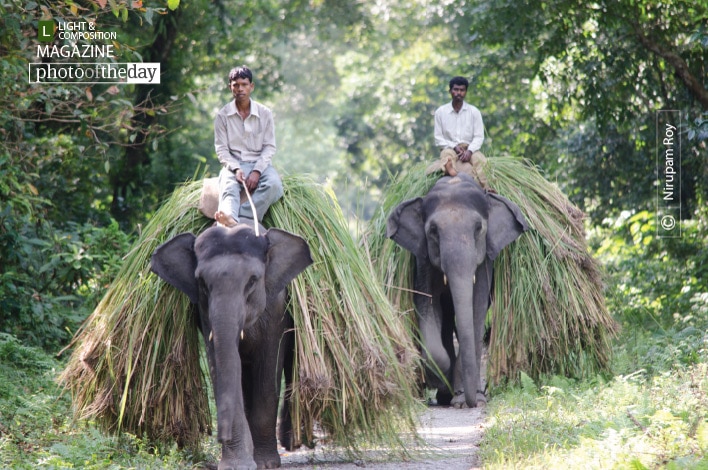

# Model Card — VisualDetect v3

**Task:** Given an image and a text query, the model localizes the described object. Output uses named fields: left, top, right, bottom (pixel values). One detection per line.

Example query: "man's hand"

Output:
left=234, top=169, right=261, bottom=193
left=458, top=149, right=473, bottom=163
left=244, top=170, right=261, bottom=193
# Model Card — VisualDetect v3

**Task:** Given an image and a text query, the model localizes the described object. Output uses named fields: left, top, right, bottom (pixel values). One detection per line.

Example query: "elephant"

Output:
left=387, top=173, right=528, bottom=408
left=150, top=222, right=312, bottom=470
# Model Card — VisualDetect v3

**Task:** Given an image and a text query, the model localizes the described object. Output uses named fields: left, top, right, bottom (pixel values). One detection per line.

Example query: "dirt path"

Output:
left=279, top=405, right=486, bottom=469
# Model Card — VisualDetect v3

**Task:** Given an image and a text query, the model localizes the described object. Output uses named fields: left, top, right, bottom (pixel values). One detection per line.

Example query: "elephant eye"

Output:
left=245, top=275, right=258, bottom=292
left=474, top=222, right=484, bottom=238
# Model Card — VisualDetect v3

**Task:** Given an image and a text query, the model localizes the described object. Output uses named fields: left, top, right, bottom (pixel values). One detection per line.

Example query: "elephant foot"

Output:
left=451, top=392, right=468, bottom=409
left=254, top=449, right=281, bottom=469
left=278, top=409, right=301, bottom=451
left=451, top=390, right=488, bottom=409
left=217, top=457, right=257, bottom=470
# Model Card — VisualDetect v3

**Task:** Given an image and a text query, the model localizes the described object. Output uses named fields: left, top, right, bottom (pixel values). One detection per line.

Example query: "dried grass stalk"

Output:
left=59, top=181, right=212, bottom=450
left=263, top=173, right=423, bottom=455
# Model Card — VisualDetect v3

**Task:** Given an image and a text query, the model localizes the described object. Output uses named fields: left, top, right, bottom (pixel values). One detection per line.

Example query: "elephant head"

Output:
left=151, top=223, right=312, bottom=470
left=387, top=173, right=528, bottom=408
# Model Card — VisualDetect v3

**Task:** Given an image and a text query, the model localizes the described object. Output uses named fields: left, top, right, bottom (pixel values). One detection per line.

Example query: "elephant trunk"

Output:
left=209, top=299, right=251, bottom=449
left=444, top=252, right=481, bottom=408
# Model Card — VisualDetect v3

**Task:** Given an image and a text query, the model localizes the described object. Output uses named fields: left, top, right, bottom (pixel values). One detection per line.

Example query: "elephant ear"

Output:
left=485, top=193, right=529, bottom=261
left=386, top=197, right=426, bottom=259
left=150, top=232, right=199, bottom=304
left=264, top=228, right=313, bottom=295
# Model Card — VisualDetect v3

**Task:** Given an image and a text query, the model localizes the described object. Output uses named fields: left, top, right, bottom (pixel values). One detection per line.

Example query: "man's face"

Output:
left=229, top=77, right=254, bottom=102
left=450, top=84, right=467, bottom=103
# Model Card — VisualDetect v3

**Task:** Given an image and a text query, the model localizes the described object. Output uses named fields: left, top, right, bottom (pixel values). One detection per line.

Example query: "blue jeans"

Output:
left=218, top=162, right=283, bottom=222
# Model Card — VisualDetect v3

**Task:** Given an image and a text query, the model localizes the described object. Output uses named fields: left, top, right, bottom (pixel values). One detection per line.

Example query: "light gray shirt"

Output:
left=214, top=99, right=276, bottom=174
left=433, top=101, right=485, bottom=152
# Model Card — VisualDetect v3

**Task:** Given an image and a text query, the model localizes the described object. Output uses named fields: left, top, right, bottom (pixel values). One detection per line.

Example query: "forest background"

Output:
left=1, top=0, right=707, bottom=468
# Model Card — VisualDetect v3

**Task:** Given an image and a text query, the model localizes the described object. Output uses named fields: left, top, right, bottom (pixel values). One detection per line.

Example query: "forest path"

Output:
left=280, top=405, right=486, bottom=469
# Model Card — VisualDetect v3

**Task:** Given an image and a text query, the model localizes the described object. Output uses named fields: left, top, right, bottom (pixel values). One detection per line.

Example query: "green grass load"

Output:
left=365, top=157, right=618, bottom=387
left=60, top=174, right=422, bottom=455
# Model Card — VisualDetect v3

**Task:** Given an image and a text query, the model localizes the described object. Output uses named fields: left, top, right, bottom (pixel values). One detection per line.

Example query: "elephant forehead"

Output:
left=424, top=186, right=488, bottom=219
left=195, top=226, right=268, bottom=262
left=196, top=253, right=265, bottom=280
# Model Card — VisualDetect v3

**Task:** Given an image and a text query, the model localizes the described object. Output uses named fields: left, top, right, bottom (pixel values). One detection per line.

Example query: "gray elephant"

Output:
left=387, top=173, right=528, bottom=408
left=150, top=223, right=312, bottom=470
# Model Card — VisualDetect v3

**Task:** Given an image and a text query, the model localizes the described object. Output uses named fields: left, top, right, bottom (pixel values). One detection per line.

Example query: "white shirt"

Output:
left=214, top=99, right=276, bottom=174
left=433, top=101, right=485, bottom=152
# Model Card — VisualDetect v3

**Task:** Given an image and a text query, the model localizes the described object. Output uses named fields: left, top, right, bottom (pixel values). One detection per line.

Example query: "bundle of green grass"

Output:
left=59, top=174, right=422, bottom=454
left=366, top=156, right=618, bottom=386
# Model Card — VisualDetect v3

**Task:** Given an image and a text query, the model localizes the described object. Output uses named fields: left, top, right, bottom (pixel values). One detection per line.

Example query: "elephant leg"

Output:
left=435, top=292, right=457, bottom=406
left=278, top=320, right=298, bottom=451
left=472, top=262, right=493, bottom=405
left=414, top=262, right=453, bottom=395
left=243, top=304, right=287, bottom=468
left=451, top=357, right=465, bottom=408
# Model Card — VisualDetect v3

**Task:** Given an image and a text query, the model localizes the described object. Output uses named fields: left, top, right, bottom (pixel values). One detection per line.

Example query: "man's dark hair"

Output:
left=449, top=76, right=469, bottom=90
left=228, top=66, right=253, bottom=84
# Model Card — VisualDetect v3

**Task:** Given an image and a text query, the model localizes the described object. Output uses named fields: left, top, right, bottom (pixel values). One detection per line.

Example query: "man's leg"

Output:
left=470, top=151, right=490, bottom=189
left=239, top=164, right=284, bottom=222
left=216, top=167, right=241, bottom=227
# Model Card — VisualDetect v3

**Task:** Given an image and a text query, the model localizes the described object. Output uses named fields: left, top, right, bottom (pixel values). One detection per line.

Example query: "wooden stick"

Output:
left=242, top=183, right=260, bottom=236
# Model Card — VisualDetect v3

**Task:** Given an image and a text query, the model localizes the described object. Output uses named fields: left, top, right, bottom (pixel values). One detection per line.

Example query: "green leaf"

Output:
left=167, top=0, right=179, bottom=11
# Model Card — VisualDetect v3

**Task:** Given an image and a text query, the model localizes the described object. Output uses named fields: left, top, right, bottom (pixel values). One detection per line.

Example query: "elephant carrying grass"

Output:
left=151, top=222, right=312, bottom=470
left=387, top=173, right=528, bottom=408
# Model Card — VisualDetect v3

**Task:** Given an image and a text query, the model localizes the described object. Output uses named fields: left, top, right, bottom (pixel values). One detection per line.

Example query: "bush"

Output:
left=0, top=190, right=131, bottom=352
left=591, top=208, right=708, bottom=374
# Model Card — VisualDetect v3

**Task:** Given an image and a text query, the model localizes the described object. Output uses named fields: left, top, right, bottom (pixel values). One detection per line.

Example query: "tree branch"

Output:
left=633, top=25, right=708, bottom=110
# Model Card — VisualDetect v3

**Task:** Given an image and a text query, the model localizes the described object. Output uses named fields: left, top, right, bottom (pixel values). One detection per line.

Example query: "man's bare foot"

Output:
left=444, top=156, right=458, bottom=176
left=214, top=211, right=238, bottom=227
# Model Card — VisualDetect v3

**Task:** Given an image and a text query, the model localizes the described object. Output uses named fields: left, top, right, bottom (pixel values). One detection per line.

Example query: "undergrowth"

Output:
left=479, top=209, right=708, bottom=468
left=0, top=333, right=208, bottom=469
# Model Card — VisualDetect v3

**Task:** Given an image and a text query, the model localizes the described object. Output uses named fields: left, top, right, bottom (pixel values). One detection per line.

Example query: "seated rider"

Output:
left=427, top=76, right=489, bottom=189
left=213, top=65, right=284, bottom=227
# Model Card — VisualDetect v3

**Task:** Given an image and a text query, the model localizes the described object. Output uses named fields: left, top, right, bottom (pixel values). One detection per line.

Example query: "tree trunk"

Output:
left=633, top=25, right=708, bottom=110
left=110, top=9, right=182, bottom=223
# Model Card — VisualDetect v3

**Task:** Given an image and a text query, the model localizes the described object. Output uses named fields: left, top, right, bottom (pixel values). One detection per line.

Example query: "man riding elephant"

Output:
left=427, top=76, right=490, bottom=189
